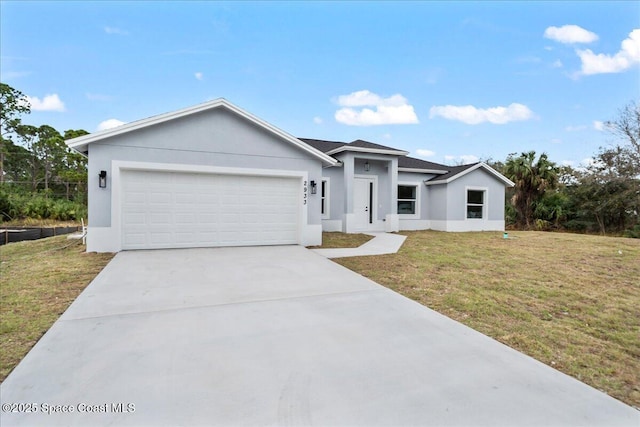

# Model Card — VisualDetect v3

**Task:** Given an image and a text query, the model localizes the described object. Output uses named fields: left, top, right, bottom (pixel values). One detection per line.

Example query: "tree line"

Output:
left=492, top=100, right=639, bottom=237
left=1, top=83, right=88, bottom=221
left=1, top=82, right=638, bottom=236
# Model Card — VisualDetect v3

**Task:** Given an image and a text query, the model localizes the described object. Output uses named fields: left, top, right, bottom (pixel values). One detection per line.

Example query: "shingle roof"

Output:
left=299, top=138, right=346, bottom=153
left=398, top=156, right=449, bottom=172
left=425, top=163, right=480, bottom=183
left=298, top=138, right=407, bottom=155
left=348, top=139, right=402, bottom=151
left=298, top=137, right=511, bottom=186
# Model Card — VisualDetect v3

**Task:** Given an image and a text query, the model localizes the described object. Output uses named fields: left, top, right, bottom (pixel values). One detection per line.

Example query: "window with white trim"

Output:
left=321, top=178, right=330, bottom=218
left=466, top=189, right=485, bottom=219
left=398, top=185, right=418, bottom=215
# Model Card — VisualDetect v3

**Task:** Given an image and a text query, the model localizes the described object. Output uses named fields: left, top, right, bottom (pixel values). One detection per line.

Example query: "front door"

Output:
left=354, top=177, right=374, bottom=230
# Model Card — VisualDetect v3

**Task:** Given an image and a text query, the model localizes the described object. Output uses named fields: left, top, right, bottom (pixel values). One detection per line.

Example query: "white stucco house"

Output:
left=66, top=99, right=514, bottom=252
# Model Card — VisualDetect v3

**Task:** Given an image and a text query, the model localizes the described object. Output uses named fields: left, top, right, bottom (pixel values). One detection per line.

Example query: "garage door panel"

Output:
left=121, top=170, right=300, bottom=250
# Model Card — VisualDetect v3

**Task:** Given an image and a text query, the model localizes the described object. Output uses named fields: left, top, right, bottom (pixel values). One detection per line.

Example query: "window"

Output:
left=321, top=179, right=329, bottom=218
left=398, top=185, right=417, bottom=215
left=466, top=189, right=485, bottom=219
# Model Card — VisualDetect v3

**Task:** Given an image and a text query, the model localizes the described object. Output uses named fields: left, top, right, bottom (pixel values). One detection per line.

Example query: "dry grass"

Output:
left=309, top=232, right=374, bottom=249
left=0, top=235, right=114, bottom=382
left=335, top=230, right=640, bottom=407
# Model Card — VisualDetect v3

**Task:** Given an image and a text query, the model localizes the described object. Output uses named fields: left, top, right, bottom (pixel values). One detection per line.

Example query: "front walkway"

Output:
left=311, top=232, right=407, bottom=258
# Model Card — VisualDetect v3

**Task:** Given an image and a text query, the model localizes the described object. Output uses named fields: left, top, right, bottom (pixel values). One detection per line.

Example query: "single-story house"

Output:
left=66, top=99, right=514, bottom=252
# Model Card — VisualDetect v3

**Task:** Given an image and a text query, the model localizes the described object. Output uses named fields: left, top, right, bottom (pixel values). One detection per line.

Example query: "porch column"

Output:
left=343, top=153, right=356, bottom=232
left=386, top=157, right=400, bottom=232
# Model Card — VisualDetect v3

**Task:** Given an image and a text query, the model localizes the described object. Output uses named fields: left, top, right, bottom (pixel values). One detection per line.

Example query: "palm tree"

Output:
left=503, top=151, right=558, bottom=229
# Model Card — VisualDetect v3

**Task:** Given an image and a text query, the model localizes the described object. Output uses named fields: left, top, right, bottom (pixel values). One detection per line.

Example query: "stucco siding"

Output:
left=427, top=185, right=448, bottom=221
left=445, top=168, right=506, bottom=222
left=87, top=108, right=324, bottom=229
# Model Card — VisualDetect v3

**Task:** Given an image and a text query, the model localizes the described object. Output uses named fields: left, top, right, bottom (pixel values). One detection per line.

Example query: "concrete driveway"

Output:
left=1, top=246, right=637, bottom=426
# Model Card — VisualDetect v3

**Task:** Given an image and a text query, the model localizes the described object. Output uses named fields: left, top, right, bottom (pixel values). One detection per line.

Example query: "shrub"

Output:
left=624, top=224, right=640, bottom=238
left=0, top=189, right=87, bottom=222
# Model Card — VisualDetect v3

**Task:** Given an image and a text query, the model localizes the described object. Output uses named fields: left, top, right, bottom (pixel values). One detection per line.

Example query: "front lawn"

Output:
left=335, top=230, right=640, bottom=408
left=0, top=236, right=114, bottom=382
left=309, top=232, right=374, bottom=248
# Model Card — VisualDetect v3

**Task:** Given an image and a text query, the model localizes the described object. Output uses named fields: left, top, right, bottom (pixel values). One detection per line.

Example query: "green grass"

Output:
left=335, top=230, right=640, bottom=408
left=309, top=232, right=374, bottom=248
left=0, top=235, right=114, bottom=382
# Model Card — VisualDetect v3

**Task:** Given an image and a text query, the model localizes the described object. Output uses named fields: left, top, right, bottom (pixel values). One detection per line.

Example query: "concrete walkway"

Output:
left=1, top=246, right=637, bottom=426
left=312, top=232, right=407, bottom=258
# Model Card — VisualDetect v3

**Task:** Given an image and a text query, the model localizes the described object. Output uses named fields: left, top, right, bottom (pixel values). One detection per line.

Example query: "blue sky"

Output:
left=1, top=1, right=638, bottom=167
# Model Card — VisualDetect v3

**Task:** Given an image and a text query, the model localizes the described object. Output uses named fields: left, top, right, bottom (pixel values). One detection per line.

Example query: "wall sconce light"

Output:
left=99, top=170, right=107, bottom=188
left=310, top=180, right=317, bottom=194
left=364, top=161, right=370, bottom=172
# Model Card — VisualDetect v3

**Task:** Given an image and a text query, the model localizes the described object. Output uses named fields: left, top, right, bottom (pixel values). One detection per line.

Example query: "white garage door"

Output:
left=121, top=170, right=300, bottom=250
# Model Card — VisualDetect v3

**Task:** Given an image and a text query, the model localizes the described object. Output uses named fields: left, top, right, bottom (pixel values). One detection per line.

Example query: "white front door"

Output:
left=354, top=177, right=374, bottom=230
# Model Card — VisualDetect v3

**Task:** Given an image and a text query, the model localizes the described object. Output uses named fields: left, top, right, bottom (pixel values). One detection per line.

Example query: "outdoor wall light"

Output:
left=99, top=170, right=107, bottom=188
left=310, top=180, right=317, bottom=194
left=364, top=161, right=370, bottom=172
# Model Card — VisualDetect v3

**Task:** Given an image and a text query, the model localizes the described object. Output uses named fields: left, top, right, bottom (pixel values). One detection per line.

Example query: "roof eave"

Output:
left=398, top=167, right=448, bottom=175
left=326, top=146, right=410, bottom=157
left=424, top=163, right=515, bottom=186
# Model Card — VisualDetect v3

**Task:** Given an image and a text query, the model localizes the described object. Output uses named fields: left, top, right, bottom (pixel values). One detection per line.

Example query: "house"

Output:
left=66, top=99, right=514, bottom=252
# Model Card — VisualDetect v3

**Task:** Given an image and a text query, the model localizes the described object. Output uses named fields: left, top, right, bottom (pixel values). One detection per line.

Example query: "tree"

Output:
left=577, top=100, right=640, bottom=234
left=1, top=83, right=30, bottom=183
left=604, top=100, right=640, bottom=161
left=503, top=151, right=559, bottom=229
left=60, top=129, right=89, bottom=201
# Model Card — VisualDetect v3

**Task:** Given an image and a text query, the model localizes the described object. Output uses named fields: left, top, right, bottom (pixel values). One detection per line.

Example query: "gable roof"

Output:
left=66, top=99, right=339, bottom=167
left=300, top=138, right=408, bottom=156
left=425, top=162, right=515, bottom=187
left=299, top=138, right=513, bottom=186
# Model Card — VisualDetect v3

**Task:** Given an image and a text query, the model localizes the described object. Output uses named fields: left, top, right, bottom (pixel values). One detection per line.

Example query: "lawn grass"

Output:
left=0, top=235, right=114, bottom=382
left=309, top=231, right=374, bottom=249
left=334, top=230, right=640, bottom=408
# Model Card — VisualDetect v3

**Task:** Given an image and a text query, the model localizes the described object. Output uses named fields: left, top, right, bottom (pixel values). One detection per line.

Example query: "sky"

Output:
left=1, top=1, right=639, bottom=167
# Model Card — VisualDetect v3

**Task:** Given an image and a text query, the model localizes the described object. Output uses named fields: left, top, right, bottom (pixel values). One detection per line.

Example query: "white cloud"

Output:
left=565, top=125, right=586, bottom=132
left=561, top=160, right=575, bottom=167
left=194, top=72, right=204, bottom=80
left=551, top=138, right=562, bottom=144
left=429, top=103, right=534, bottom=125
left=416, top=149, right=435, bottom=158
left=25, top=94, right=65, bottom=112
left=544, top=25, right=598, bottom=44
left=97, top=119, right=126, bottom=131
left=334, top=90, right=419, bottom=126
left=104, top=26, right=129, bottom=35
left=313, top=116, right=323, bottom=124
left=382, top=133, right=391, bottom=139
left=552, top=60, right=563, bottom=68
left=576, top=29, right=640, bottom=75
left=461, top=154, right=479, bottom=164
left=593, top=120, right=605, bottom=131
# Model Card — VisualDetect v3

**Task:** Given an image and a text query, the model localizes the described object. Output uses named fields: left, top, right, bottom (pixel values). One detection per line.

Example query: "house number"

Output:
left=303, top=180, right=308, bottom=205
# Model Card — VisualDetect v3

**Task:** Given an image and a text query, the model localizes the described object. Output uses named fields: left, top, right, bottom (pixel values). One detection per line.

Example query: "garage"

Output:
left=121, top=170, right=301, bottom=250
left=66, top=99, right=338, bottom=252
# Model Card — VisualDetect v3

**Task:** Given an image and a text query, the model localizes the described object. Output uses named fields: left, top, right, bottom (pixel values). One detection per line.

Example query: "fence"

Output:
left=1, top=226, right=82, bottom=245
